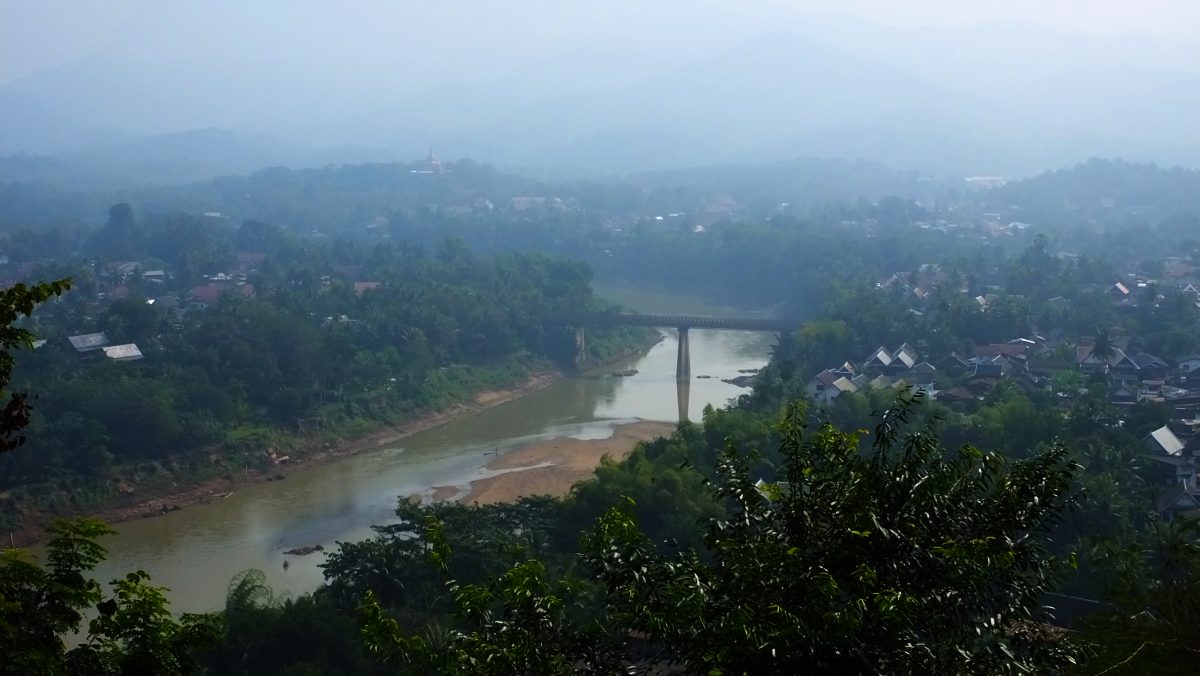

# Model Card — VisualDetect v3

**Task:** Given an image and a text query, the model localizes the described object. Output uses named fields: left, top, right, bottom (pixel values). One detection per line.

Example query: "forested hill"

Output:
left=613, top=157, right=947, bottom=212
left=0, top=158, right=545, bottom=231
left=989, top=158, right=1200, bottom=220
left=0, top=155, right=948, bottom=231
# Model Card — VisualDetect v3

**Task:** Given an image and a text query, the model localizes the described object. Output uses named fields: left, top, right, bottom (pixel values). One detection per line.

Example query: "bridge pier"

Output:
left=676, top=326, right=690, bottom=383
left=574, top=326, right=587, bottom=367
left=677, top=376, right=691, bottom=423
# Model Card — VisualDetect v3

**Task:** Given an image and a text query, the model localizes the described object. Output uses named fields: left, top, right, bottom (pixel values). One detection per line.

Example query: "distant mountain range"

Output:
left=2, top=4, right=1199, bottom=182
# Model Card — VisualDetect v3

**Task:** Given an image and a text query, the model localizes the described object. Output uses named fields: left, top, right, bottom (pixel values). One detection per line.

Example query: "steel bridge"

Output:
left=561, top=312, right=801, bottom=381
left=561, top=313, right=804, bottom=333
left=560, top=312, right=802, bottom=421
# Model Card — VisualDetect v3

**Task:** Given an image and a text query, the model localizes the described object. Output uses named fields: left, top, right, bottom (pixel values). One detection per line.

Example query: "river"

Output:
left=84, top=286, right=776, bottom=613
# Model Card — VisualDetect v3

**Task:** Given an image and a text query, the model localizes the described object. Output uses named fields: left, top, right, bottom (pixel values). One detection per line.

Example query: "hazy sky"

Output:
left=4, top=0, right=1199, bottom=85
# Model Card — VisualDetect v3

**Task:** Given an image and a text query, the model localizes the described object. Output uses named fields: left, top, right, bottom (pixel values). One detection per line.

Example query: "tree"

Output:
left=583, top=394, right=1082, bottom=674
left=357, top=395, right=1082, bottom=674
left=1091, top=326, right=1116, bottom=365
left=92, top=204, right=141, bottom=261
left=359, top=517, right=620, bottom=675
left=0, top=280, right=70, bottom=455
left=0, top=519, right=220, bottom=676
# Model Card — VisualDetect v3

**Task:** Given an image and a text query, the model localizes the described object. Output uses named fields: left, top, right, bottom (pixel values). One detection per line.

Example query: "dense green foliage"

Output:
left=0, top=279, right=71, bottom=454
left=0, top=519, right=220, bottom=676
left=0, top=211, right=650, bottom=526
left=0, top=287, right=217, bottom=675
left=339, top=395, right=1081, bottom=674
left=583, top=398, right=1080, bottom=673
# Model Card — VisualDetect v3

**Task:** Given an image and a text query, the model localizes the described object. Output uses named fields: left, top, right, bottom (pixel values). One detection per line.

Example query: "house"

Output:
left=354, top=281, right=381, bottom=296
left=1145, top=425, right=1186, bottom=456
left=941, top=386, right=975, bottom=402
left=1128, top=353, right=1170, bottom=381
left=867, top=375, right=895, bottom=390
left=831, top=361, right=856, bottom=377
left=816, top=376, right=859, bottom=404
left=1178, top=354, right=1200, bottom=374
left=109, top=261, right=140, bottom=278
left=969, top=355, right=1013, bottom=379
left=1106, top=281, right=1131, bottom=301
left=805, top=369, right=843, bottom=399
left=1110, top=381, right=1138, bottom=405
left=1076, top=345, right=1125, bottom=371
left=1156, top=482, right=1200, bottom=522
left=909, top=361, right=938, bottom=379
left=975, top=294, right=999, bottom=309
left=864, top=347, right=893, bottom=369
left=68, top=332, right=110, bottom=353
left=937, top=352, right=971, bottom=375
left=889, top=343, right=919, bottom=371
left=102, top=343, right=144, bottom=362
left=972, top=343, right=1029, bottom=361
left=142, top=269, right=166, bottom=283
left=1107, top=350, right=1144, bottom=377
left=1026, top=359, right=1075, bottom=377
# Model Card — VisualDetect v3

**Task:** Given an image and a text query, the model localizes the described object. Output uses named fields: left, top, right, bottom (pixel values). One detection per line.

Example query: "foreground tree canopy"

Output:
left=360, top=394, right=1083, bottom=674
left=1, top=284, right=219, bottom=676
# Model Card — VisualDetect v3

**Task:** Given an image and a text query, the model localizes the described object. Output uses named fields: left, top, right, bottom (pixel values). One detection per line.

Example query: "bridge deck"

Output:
left=561, top=312, right=803, bottom=332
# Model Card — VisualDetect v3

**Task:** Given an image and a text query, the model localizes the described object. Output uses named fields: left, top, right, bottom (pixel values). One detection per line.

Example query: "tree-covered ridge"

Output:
left=14, top=157, right=1200, bottom=316
left=993, top=158, right=1200, bottom=220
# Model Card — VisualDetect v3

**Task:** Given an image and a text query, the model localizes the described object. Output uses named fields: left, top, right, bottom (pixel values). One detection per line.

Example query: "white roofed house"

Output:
left=1145, top=425, right=1186, bottom=456
left=1141, top=423, right=1200, bottom=520
left=888, top=343, right=919, bottom=372
left=804, top=369, right=842, bottom=399
left=832, top=361, right=856, bottom=377
left=864, top=347, right=893, bottom=370
left=68, top=332, right=110, bottom=353
left=816, top=376, right=859, bottom=405
left=101, top=343, right=144, bottom=362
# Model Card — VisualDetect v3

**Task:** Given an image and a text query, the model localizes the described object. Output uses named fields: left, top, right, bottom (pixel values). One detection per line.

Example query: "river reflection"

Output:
left=74, top=305, right=775, bottom=613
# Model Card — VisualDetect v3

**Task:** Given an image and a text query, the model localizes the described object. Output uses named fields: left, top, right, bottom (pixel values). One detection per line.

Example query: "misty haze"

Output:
left=2, top=2, right=1200, bottom=674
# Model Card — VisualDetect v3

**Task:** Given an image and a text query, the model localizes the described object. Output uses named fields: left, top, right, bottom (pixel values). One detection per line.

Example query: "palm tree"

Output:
left=1092, top=326, right=1116, bottom=365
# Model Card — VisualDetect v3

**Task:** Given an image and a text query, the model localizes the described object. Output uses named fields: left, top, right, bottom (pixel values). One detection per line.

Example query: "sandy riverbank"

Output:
left=435, top=421, right=677, bottom=505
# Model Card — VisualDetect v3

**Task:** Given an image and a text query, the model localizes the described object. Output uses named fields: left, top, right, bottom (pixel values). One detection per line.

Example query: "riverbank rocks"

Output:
left=722, top=374, right=758, bottom=388
left=283, top=545, right=325, bottom=556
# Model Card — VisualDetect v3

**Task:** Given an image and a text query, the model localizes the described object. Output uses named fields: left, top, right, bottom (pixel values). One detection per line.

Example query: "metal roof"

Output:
left=102, top=343, right=144, bottom=361
left=1146, top=425, right=1185, bottom=456
left=68, top=332, right=110, bottom=351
